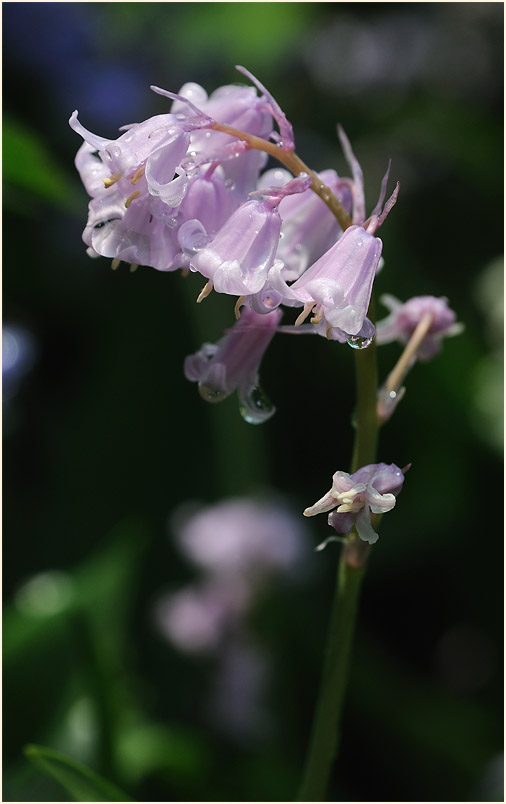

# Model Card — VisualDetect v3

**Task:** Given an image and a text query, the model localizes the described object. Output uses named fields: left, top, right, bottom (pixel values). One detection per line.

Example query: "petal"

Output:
left=303, top=489, right=337, bottom=517
left=355, top=506, right=379, bottom=544
left=235, top=65, right=295, bottom=149
left=69, top=110, right=110, bottom=152
left=367, top=490, right=396, bottom=515
left=145, top=136, right=191, bottom=205
left=183, top=343, right=218, bottom=382
left=328, top=510, right=356, bottom=535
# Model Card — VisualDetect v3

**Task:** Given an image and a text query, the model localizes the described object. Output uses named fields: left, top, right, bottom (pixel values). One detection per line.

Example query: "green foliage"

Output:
left=3, top=117, right=78, bottom=212
left=24, top=744, right=132, bottom=802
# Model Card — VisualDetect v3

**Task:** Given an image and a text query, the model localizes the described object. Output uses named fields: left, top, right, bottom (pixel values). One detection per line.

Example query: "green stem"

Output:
left=297, top=300, right=379, bottom=801
left=351, top=303, right=379, bottom=473
left=297, top=560, right=365, bottom=801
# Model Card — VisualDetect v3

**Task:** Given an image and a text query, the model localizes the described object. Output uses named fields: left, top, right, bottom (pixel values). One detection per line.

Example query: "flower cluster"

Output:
left=71, top=67, right=461, bottom=433
left=70, top=67, right=401, bottom=416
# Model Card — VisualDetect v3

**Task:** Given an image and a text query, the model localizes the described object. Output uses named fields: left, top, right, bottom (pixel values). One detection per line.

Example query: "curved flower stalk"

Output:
left=184, top=306, right=282, bottom=424
left=303, top=462, right=407, bottom=544
left=268, top=128, right=399, bottom=345
left=257, top=128, right=399, bottom=342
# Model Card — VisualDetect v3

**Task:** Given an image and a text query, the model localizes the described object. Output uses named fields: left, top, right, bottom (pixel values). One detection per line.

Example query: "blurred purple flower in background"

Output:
left=208, top=636, right=271, bottom=740
left=174, top=496, right=307, bottom=578
left=3, top=324, right=36, bottom=407
left=155, top=496, right=309, bottom=738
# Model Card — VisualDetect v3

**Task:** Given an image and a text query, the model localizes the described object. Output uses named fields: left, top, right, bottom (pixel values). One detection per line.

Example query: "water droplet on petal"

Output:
left=198, top=383, right=227, bottom=403
left=347, top=333, right=375, bottom=350
left=181, top=156, right=199, bottom=177
left=239, top=386, right=275, bottom=425
left=178, top=219, right=212, bottom=255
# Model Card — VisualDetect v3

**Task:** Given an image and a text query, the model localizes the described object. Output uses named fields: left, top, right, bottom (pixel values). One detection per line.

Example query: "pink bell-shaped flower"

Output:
left=188, top=174, right=311, bottom=297
left=184, top=307, right=281, bottom=424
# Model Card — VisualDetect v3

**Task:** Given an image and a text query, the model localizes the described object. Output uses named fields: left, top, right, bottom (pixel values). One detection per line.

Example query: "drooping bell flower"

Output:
left=303, top=463, right=407, bottom=545
left=287, top=223, right=384, bottom=336
left=258, top=168, right=353, bottom=282
left=376, top=294, right=463, bottom=360
left=268, top=127, right=399, bottom=339
left=188, top=173, right=312, bottom=297
left=84, top=191, right=182, bottom=271
left=184, top=306, right=282, bottom=424
left=69, top=109, right=206, bottom=208
left=177, top=165, right=240, bottom=237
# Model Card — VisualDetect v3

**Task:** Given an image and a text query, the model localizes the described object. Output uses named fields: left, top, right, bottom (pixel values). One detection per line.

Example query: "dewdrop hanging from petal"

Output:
left=184, top=306, right=282, bottom=424
left=264, top=127, right=399, bottom=345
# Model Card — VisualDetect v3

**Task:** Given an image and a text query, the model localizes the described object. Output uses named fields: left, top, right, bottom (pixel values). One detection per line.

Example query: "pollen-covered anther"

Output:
left=103, top=172, right=122, bottom=188
left=295, top=302, right=316, bottom=327
left=196, top=280, right=214, bottom=303
left=111, top=258, right=121, bottom=271
left=129, top=263, right=138, bottom=272
left=125, top=190, right=141, bottom=208
left=326, top=324, right=333, bottom=340
left=130, top=166, right=146, bottom=185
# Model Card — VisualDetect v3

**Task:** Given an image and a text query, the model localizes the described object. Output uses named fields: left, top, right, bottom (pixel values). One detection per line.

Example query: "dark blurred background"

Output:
left=3, top=3, right=503, bottom=801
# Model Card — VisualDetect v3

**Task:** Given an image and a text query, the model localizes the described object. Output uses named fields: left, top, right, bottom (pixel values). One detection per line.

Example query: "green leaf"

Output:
left=3, top=117, right=79, bottom=211
left=24, top=744, right=132, bottom=802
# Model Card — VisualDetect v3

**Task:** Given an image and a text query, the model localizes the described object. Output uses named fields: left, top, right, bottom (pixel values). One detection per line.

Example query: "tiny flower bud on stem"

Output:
left=210, top=122, right=353, bottom=231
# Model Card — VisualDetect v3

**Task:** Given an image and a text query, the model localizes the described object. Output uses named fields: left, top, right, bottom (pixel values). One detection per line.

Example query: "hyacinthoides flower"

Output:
left=184, top=306, right=281, bottom=424
left=376, top=295, right=463, bottom=421
left=68, top=67, right=439, bottom=804
left=303, top=462, right=407, bottom=546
